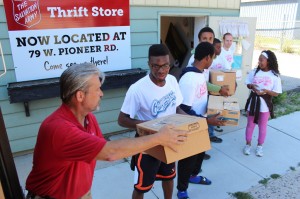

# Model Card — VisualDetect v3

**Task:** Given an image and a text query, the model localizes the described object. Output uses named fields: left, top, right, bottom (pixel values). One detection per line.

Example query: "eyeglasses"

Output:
left=150, top=63, right=170, bottom=70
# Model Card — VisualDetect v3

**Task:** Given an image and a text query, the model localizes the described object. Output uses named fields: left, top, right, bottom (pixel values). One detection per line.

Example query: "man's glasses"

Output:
left=150, top=63, right=170, bottom=70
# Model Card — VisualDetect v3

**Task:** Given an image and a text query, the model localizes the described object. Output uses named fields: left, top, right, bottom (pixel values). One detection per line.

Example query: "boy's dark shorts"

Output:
left=132, top=153, right=176, bottom=193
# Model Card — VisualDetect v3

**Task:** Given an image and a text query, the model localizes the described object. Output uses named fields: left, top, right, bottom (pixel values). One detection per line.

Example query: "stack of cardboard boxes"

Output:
left=208, top=70, right=240, bottom=126
left=209, top=70, right=236, bottom=96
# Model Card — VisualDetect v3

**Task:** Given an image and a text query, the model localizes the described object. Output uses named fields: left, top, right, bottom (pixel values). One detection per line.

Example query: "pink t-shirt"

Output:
left=26, top=104, right=106, bottom=199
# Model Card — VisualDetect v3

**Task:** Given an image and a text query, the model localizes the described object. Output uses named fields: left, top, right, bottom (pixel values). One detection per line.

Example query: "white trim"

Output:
left=0, top=41, right=7, bottom=78
left=158, top=11, right=210, bottom=17
left=157, top=11, right=210, bottom=43
left=241, top=0, right=272, bottom=2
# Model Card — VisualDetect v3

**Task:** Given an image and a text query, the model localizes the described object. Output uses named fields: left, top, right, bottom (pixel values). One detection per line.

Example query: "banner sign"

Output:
left=3, top=0, right=131, bottom=81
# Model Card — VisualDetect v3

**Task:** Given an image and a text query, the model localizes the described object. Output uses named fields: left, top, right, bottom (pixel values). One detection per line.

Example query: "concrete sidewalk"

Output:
left=14, top=112, right=300, bottom=199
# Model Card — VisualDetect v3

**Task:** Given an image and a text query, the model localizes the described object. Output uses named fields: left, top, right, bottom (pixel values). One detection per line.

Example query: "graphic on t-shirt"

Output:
left=225, top=54, right=233, bottom=63
left=151, top=91, right=176, bottom=116
left=196, top=83, right=207, bottom=99
left=212, top=63, right=222, bottom=69
left=253, top=76, right=272, bottom=87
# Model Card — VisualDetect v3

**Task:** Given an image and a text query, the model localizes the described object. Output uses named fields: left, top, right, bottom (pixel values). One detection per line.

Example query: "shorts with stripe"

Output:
left=133, top=153, right=176, bottom=193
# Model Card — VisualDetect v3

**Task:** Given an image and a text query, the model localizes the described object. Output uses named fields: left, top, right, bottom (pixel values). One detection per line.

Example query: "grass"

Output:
left=255, top=35, right=300, bottom=53
left=228, top=191, right=255, bottom=199
left=290, top=166, right=296, bottom=171
left=258, top=178, right=270, bottom=186
left=257, top=174, right=280, bottom=187
left=270, top=174, right=281, bottom=179
left=273, top=90, right=300, bottom=118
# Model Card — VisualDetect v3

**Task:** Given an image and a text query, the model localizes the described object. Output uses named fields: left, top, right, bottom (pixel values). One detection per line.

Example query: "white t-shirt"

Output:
left=121, top=74, right=183, bottom=120
left=245, top=69, right=282, bottom=112
left=219, top=47, right=234, bottom=69
left=179, top=71, right=208, bottom=116
left=210, top=55, right=231, bottom=70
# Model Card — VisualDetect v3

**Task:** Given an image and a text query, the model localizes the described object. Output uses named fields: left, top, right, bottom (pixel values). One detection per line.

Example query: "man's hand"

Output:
left=207, top=113, right=226, bottom=126
left=156, top=124, right=188, bottom=152
left=219, top=85, right=230, bottom=97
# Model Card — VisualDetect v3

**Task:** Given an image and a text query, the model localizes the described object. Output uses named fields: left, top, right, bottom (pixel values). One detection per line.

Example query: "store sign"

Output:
left=3, top=0, right=131, bottom=81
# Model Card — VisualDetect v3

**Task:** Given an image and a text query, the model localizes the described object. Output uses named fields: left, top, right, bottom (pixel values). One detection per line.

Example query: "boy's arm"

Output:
left=207, top=81, right=221, bottom=92
left=118, top=111, right=144, bottom=129
left=207, top=82, right=229, bottom=96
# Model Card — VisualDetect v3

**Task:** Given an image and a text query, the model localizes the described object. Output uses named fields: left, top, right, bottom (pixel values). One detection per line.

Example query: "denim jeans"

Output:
left=208, top=124, right=215, bottom=137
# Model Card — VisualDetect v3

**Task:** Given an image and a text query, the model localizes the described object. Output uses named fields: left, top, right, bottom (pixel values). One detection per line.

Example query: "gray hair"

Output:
left=60, top=62, right=105, bottom=103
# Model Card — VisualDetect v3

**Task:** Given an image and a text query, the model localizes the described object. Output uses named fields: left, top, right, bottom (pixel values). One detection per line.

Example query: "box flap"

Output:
left=137, top=114, right=207, bottom=132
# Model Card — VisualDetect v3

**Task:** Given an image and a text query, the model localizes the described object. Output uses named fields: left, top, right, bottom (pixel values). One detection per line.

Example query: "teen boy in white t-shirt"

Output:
left=118, top=44, right=184, bottom=199
left=176, top=42, right=225, bottom=199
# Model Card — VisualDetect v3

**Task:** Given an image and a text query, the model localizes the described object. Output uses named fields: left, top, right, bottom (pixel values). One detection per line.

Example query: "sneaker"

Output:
left=210, top=136, right=223, bottom=143
left=177, top=191, right=189, bottom=199
left=243, top=145, right=251, bottom=155
left=214, top=126, right=223, bottom=132
left=204, top=154, right=211, bottom=160
left=256, top=146, right=263, bottom=157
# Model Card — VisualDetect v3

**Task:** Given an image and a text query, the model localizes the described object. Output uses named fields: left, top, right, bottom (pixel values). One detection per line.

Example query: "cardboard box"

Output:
left=207, top=96, right=240, bottom=126
left=136, top=114, right=210, bottom=164
left=209, top=70, right=236, bottom=96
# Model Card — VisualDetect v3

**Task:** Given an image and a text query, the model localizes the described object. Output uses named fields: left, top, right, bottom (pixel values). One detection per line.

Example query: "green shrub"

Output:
left=290, top=166, right=296, bottom=171
left=270, top=174, right=281, bottom=179
left=282, top=43, right=294, bottom=53
left=259, top=178, right=270, bottom=186
left=273, top=91, right=300, bottom=118
left=273, top=91, right=287, bottom=105
left=228, top=192, right=255, bottom=199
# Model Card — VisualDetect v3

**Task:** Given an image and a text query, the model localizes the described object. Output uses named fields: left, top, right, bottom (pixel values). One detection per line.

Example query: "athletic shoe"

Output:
left=214, top=126, right=223, bottom=132
left=210, top=136, right=223, bottom=143
left=177, top=191, right=189, bottom=199
left=256, top=146, right=263, bottom=157
left=243, top=145, right=251, bottom=155
left=204, top=154, right=211, bottom=160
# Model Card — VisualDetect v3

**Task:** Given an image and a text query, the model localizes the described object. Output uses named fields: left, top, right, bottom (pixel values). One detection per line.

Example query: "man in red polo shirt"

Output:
left=25, top=63, right=188, bottom=199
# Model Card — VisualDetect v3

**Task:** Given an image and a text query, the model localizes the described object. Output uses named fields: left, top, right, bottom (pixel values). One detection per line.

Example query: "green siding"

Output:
left=0, top=54, right=13, bottom=70
left=131, top=32, right=159, bottom=45
left=0, top=87, right=9, bottom=100
left=130, top=19, right=158, bottom=32
left=0, top=4, right=239, bottom=153
left=0, top=39, right=11, bottom=54
left=98, top=121, right=127, bottom=135
left=132, top=57, right=149, bottom=70
left=0, top=6, right=6, bottom=22
left=0, top=98, right=60, bottom=114
left=4, top=107, right=54, bottom=128
left=0, top=71, right=16, bottom=88
left=10, top=137, right=36, bottom=153
left=131, top=45, right=151, bottom=58
left=7, top=123, right=40, bottom=141
left=0, top=23, right=8, bottom=38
